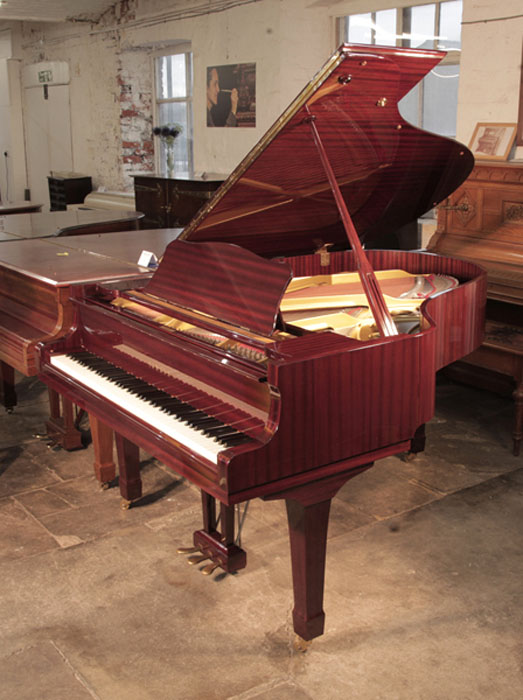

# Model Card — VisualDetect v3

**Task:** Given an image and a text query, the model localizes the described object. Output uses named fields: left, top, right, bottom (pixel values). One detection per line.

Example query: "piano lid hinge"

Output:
left=314, top=241, right=334, bottom=267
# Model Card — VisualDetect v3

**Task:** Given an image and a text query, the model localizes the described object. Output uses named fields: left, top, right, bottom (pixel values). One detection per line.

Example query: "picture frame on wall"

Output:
left=468, top=122, right=517, bottom=161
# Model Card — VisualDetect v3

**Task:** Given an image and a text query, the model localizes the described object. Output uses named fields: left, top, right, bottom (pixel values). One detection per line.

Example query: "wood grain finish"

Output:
left=35, top=45, right=486, bottom=642
left=144, top=240, right=292, bottom=336
left=181, top=44, right=472, bottom=257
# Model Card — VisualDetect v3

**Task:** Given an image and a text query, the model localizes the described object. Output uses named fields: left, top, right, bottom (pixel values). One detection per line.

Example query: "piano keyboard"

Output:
left=49, top=351, right=254, bottom=465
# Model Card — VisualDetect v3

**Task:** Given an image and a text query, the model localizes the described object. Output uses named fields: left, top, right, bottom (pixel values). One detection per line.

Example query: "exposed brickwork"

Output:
left=117, top=45, right=155, bottom=188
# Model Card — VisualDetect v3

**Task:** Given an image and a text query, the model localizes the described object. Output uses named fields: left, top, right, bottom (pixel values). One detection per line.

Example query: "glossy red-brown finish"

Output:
left=35, top=45, right=486, bottom=642
left=0, top=209, right=142, bottom=240
left=144, top=240, right=292, bottom=336
left=180, top=44, right=473, bottom=257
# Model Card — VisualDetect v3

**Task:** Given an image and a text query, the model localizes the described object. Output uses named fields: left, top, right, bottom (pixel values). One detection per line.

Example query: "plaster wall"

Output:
left=0, top=0, right=522, bottom=196
left=458, top=1, right=523, bottom=158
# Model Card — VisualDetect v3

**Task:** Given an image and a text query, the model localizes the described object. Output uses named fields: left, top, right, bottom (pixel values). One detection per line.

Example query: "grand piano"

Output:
left=38, top=44, right=486, bottom=642
left=0, top=229, right=178, bottom=482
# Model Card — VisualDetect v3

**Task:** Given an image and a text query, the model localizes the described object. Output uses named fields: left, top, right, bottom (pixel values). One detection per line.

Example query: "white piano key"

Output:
left=50, top=354, right=224, bottom=464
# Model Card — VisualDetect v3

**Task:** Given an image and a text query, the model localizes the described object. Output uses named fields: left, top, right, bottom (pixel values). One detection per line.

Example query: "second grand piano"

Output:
left=38, top=44, right=486, bottom=641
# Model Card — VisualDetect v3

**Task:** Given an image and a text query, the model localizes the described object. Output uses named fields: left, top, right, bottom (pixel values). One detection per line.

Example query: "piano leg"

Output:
left=405, top=423, right=426, bottom=460
left=46, top=388, right=83, bottom=450
left=89, top=415, right=116, bottom=487
left=266, top=464, right=373, bottom=642
left=513, top=377, right=522, bottom=456
left=115, top=433, right=142, bottom=508
left=0, top=361, right=17, bottom=412
left=285, top=498, right=331, bottom=641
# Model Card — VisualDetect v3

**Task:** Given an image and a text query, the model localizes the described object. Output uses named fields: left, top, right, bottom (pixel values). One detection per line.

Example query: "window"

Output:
left=338, top=1, right=462, bottom=138
left=154, top=49, right=193, bottom=174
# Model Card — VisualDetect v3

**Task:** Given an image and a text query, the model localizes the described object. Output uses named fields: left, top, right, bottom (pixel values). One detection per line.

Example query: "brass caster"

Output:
left=177, top=545, right=199, bottom=555
left=6, top=407, right=13, bottom=414
left=120, top=499, right=132, bottom=511
left=402, top=451, right=417, bottom=462
left=187, top=553, right=209, bottom=566
left=201, top=561, right=221, bottom=576
left=47, top=442, right=61, bottom=452
left=99, top=481, right=110, bottom=491
left=293, top=635, right=312, bottom=653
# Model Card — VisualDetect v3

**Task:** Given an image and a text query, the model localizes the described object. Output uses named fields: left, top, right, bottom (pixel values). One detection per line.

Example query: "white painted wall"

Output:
left=458, top=0, right=523, bottom=158
left=0, top=0, right=521, bottom=195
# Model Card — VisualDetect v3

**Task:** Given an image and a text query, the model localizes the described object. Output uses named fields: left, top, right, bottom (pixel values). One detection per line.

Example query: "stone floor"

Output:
left=0, top=372, right=522, bottom=699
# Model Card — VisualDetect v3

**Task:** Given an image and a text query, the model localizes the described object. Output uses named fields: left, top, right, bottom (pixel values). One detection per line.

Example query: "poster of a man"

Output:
left=206, top=63, right=256, bottom=128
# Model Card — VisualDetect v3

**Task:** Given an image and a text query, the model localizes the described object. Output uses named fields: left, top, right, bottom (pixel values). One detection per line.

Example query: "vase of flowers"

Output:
left=152, top=123, right=182, bottom=178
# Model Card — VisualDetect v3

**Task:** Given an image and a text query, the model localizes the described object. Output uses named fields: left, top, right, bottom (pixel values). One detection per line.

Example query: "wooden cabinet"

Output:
left=132, top=174, right=225, bottom=229
left=48, top=175, right=92, bottom=211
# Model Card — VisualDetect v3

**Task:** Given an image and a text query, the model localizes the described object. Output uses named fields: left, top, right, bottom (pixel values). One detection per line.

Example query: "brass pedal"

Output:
left=201, top=561, right=221, bottom=576
left=177, top=545, right=199, bottom=555
left=187, top=553, right=209, bottom=565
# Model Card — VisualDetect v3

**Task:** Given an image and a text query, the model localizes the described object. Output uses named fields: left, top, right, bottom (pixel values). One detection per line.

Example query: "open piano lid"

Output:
left=179, top=43, right=474, bottom=257
left=143, top=44, right=474, bottom=337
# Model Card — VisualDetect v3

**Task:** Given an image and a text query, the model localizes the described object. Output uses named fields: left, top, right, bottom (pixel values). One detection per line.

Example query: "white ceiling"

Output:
left=0, top=0, right=118, bottom=23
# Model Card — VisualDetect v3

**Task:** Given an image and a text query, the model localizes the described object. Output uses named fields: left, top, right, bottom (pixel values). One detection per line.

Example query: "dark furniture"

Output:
left=429, top=161, right=523, bottom=454
left=48, top=174, right=92, bottom=211
left=133, top=173, right=225, bottom=228
left=38, top=45, right=485, bottom=643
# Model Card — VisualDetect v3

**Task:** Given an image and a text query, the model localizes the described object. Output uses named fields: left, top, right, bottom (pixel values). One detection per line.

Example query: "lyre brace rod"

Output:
left=305, top=106, right=398, bottom=338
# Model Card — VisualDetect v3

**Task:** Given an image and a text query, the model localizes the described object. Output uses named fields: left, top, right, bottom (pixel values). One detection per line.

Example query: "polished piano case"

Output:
left=38, top=44, right=486, bottom=642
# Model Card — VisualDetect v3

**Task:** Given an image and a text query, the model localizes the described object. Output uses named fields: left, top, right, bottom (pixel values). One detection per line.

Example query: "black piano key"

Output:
left=66, top=351, right=254, bottom=450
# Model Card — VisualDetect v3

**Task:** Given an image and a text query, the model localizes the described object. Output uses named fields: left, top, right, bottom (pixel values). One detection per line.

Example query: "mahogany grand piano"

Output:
left=38, top=45, right=486, bottom=641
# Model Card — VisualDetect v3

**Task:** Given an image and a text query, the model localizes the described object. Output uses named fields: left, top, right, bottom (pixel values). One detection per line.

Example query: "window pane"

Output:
left=399, top=83, right=421, bottom=127
left=375, top=9, right=397, bottom=46
left=403, top=4, right=436, bottom=49
left=158, top=101, right=192, bottom=173
left=422, top=64, right=459, bottom=137
left=438, top=0, right=462, bottom=50
left=347, top=13, right=373, bottom=44
left=157, top=54, right=188, bottom=99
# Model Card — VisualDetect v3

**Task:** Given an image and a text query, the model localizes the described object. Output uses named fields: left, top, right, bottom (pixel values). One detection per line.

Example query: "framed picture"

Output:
left=206, top=63, right=256, bottom=128
left=468, top=122, right=517, bottom=161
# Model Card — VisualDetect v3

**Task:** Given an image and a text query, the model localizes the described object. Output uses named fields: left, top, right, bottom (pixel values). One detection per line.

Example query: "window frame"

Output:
left=336, top=1, right=462, bottom=136
left=152, top=44, right=194, bottom=175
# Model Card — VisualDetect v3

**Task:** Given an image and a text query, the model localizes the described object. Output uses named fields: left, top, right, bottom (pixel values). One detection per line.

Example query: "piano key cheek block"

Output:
left=36, top=44, right=486, bottom=643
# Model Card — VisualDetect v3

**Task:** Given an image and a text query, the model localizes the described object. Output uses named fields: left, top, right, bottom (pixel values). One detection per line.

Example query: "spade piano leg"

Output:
left=46, top=388, right=83, bottom=450
left=0, top=361, right=17, bottom=412
left=115, top=432, right=142, bottom=508
left=266, top=463, right=373, bottom=641
left=89, top=415, right=116, bottom=487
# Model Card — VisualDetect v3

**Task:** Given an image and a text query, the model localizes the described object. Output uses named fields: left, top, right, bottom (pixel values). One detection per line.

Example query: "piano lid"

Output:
left=179, top=44, right=474, bottom=258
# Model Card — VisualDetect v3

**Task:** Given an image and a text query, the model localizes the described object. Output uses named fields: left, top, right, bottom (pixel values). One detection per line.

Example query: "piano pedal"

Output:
left=201, top=561, right=221, bottom=576
left=177, top=545, right=199, bottom=555
left=187, top=552, right=210, bottom=566
left=46, top=441, right=61, bottom=452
